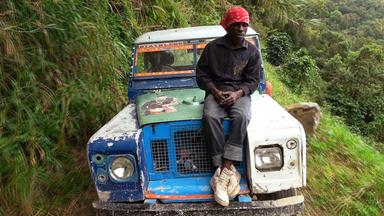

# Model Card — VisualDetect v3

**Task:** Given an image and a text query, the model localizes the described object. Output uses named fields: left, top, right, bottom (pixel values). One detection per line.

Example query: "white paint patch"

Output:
left=97, top=190, right=111, bottom=202
left=88, top=104, right=139, bottom=143
left=274, top=195, right=304, bottom=207
left=135, top=130, right=143, bottom=164
left=134, top=129, right=142, bottom=145
left=168, top=188, right=177, bottom=194
left=198, top=185, right=210, bottom=191
left=107, top=142, right=114, bottom=147
left=247, top=94, right=306, bottom=194
left=248, top=94, right=301, bottom=132
left=252, top=182, right=269, bottom=193
left=140, top=171, right=145, bottom=188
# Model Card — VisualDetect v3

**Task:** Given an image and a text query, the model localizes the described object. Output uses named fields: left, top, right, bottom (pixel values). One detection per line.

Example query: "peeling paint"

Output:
left=140, top=171, right=145, bottom=188
left=89, top=104, right=138, bottom=143
left=97, top=190, right=111, bottom=202
left=135, top=129, right=143, bottom=164
left=168, top=188, right=177, bottom=194
left=253, top=182, right=269, bottom=193
left=198, top=185, right=210, bottom=191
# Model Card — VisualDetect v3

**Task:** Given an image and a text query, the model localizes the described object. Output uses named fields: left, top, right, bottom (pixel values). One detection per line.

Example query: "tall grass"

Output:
left=0, top=0, right=136, bottom=215
left=303, top=116, right=384, bottom=216
left=0, top=0, right=194, bottom=214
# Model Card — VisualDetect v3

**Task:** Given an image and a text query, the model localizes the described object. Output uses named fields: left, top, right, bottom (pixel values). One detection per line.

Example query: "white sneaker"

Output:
left=228, top=165, right=241, bottom=199
left=210, top=167, right=233, bottom=206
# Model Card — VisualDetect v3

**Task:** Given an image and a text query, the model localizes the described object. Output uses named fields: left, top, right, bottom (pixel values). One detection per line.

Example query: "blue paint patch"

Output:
left=258, top=66, right=266, bottom=92
left=142, top=120, right=245, bottom=181
left=89, top=137, right=138, bottom=155
left=237, top=194, right=252, bottom=203
left=147, top=177, right=249, bottom=203
left=140, top=119, right=249, bottom=203
left=128, top=77, right=197, bottom=100
left=108, top=189, right=143, bottom=202
left=161, top=199, right=211, bottom=203
left=88, top=133, right=147, bottom=202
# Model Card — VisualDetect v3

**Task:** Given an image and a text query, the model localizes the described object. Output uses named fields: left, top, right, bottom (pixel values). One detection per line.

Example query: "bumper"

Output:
left=93, top=195, right=304, bottom=216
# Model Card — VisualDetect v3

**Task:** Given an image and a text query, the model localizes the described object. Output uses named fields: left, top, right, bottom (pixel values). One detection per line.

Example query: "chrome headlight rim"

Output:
left=108, top=154, right=137, bottom=182
left=254, top=145, right=284, bottom=172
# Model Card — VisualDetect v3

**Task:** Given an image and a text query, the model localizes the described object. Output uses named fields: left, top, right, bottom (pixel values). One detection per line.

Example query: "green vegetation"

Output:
left=0, top=1, right=129, bottom=215
left=266, top=32, right=292, bottom=66
left=304, top=116, right=384, bottom=216
left=274, top=0, right=384, bottom=143
left=268, top=63, right=384, bottom=216
left=1, top=0, right=383, bottom=215
left=278, top=49, right=326, bottom=101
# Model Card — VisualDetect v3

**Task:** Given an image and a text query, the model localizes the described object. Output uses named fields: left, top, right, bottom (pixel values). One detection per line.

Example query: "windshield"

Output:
left=133, top=37, right=258, bottom=78
left=134, top=43, right=206, bottom=77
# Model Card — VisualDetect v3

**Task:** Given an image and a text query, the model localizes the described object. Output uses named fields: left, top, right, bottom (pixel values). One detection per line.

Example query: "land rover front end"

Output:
left=87, top=26, right=305, bottom=216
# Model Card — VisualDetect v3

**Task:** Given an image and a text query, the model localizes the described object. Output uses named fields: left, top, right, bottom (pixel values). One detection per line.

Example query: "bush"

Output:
left=266, top=32, right=292, bottom=66
left=325, top=44, right=384, bottom=142
left=279, top=49, right=326, bottom=100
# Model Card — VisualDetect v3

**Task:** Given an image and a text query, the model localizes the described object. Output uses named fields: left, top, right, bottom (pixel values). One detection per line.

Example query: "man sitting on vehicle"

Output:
left=196, top=6, right=261, bottom=206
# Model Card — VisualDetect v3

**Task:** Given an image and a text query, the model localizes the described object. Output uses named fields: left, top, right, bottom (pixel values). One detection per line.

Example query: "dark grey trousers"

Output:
left=202, top=94, right=251, bottom=167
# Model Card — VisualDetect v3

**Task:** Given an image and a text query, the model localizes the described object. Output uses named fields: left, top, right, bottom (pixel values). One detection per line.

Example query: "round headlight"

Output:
left=109, top=157, right=134, bottom=181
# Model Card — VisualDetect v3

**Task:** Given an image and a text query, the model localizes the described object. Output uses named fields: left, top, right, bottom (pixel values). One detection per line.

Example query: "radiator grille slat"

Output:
left=149, top=123, right=243, bottom=178
left=150, top=124, right=214, bottom=176
left=150, top=139, right=169, bottom=172
left=173, top=127, right=213, bottom=174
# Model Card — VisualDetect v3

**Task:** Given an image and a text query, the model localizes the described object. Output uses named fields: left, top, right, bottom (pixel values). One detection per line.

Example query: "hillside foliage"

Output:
left=0, top=0, right=383, bottom=215
left=266, top=32, right=292, bottom=66
left=273, top=0, right=384, bottom=143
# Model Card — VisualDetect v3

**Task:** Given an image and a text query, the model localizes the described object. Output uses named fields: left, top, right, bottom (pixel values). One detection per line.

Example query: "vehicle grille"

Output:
left=151, top=139, right=169, bottom=172
left=150, top=123, right=213, bottom=176
left=172, top=125, right=212, bottom=174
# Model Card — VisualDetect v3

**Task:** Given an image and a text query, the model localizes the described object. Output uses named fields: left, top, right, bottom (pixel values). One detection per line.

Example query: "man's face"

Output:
left=227, top=22, right=248, bottom=39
